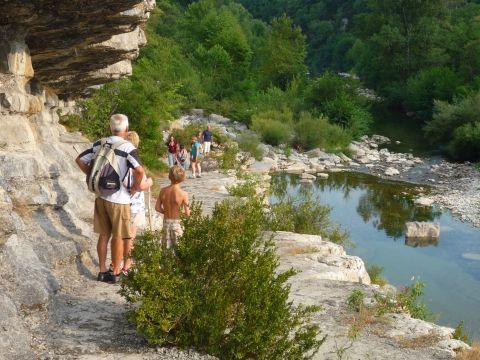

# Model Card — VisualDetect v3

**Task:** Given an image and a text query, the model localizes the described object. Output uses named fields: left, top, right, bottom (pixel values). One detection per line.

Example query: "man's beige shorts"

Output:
left=94, top=198, right=132, bottom=239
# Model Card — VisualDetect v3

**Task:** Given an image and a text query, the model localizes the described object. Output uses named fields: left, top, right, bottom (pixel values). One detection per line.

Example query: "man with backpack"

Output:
left=75, top=114, right=145, bottom=283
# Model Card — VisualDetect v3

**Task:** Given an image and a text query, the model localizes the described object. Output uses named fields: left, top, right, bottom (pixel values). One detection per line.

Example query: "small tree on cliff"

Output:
left=120, top=198, right=324, bottom=359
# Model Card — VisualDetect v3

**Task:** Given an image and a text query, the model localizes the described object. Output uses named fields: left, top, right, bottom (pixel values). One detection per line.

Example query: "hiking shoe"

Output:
left=97, top=271, right=110, bottom=282
left=104, top=272, right=123, bottom=284
left=189, top=175, right=196, bottom=179
left=196, top=174, right=202, bottom=178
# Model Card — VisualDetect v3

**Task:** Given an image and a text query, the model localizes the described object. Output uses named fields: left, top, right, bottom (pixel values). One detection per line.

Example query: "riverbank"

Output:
left=180, top=112, right=480, bottom=230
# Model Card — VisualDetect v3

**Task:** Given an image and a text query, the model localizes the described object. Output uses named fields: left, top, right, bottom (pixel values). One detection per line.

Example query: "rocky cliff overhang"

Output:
left=0, top=0, right=154, bottom=97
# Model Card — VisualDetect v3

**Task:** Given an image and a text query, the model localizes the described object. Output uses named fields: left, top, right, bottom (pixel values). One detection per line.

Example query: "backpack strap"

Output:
left=111, top=139, right=129, bottom=150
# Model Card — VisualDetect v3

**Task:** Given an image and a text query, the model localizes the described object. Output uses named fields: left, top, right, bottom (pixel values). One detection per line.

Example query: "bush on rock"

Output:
left=120, top=198, right=324, bottom=359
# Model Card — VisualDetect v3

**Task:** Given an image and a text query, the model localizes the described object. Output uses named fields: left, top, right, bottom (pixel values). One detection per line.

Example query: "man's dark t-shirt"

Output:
left=202, top=130, right=212, bottom=142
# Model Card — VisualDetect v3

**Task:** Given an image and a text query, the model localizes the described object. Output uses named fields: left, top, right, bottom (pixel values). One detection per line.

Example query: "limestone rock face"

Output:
left=0, top=2, right=155, bottom=357
left=1, top=0, right=154, bottom=96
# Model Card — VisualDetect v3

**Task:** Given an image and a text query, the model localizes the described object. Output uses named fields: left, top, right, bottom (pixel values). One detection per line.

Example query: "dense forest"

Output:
left=68, top=0, right=480, bottom=168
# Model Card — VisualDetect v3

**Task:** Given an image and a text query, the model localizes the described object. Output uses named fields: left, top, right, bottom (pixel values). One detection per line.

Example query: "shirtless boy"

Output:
left=155, top=165, right=190, bottom=247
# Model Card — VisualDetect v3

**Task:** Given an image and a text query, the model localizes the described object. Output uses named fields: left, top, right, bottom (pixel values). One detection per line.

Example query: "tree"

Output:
left=259, top=15, right=307, bottom=90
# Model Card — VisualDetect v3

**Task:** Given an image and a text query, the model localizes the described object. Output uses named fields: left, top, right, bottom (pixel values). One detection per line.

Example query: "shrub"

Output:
left=267, top=194, right=350, bottom=247
left=294, top=112, right=352, bottom=151
left=227, top=174, right=260, bottom=198
left=375, top=281, right=431, bottom=321
left=448, top=121, right=480, bottom=161
left=323, top=94, right=372, bottom=138
left=366, top=264, right=387, bottom=287
left=425, top=91, right=480, bottom=145
left=121, top=199, right=324, bottom=359
left=453, top=320, right=470, bottom=344
left=251, top=109, right=294, bottom=146
left=346, top=289, right=365, bottom=312
left=237, top=131, right=264, bottom=160
left=218, top=142, right=239, bottom=170
left=404, top=67, right=461, bottom=118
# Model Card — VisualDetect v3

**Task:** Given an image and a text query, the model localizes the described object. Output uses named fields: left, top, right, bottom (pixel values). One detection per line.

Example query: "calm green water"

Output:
left=271, top=172, right=480, bottom=339
left=370, top=106, right=441, bottom=157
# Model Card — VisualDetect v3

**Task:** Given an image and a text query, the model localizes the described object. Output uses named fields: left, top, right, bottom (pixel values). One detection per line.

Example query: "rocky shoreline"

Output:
left=178, top=112, right=480, bottom=230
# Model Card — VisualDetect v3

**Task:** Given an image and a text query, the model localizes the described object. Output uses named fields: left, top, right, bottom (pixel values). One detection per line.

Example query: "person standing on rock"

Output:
left=155, top=165, right=190, bottom=248
left=202, top=125, right=213, bottom=155
left=177, top=144, right=189, bottom=171
left=123, top=131, right=153, bottom=275
left=75, top=114, right=145, bottom=283
left=190, top=135, right=202, bottom=178
left=166, top=135, right=178, bottom=168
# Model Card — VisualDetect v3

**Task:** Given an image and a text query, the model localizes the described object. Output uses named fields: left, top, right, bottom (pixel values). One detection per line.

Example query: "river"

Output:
left=270, top=169, right=480, bottom=340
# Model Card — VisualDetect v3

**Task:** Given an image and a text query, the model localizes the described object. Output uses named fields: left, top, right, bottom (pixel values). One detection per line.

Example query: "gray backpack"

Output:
left=87, top=138, right=129, bottom=197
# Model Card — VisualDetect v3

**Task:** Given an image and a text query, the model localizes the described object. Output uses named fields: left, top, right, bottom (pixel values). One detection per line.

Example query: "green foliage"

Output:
left=453, top=320, right=471, bottom=344
left=218, top=142, right=239, bottom=170
left=251, top=109, right=294, bottom=146
left=366, top=265, right=387, bottom=287
left=425, top=91, right=480, bottom=161
left=303, top=72, right=372, bottom=139
left=404, top=67, right=461, bottom=118
left=171, top=123, right=204, bottom=148
left=237, top=131, right=264, bottom=160
left=294, top=112, right=352, bottom=151
left=448, top=121, right=480, bottom=161
left=375, top=282, right=431, bottom=321
left=267, top=193, right=350, bottom=247
left=346, top=289, right=365, bottom=312
left=121, top=198, right=324, bottom=359
left=227, top=174, right=260, bottom=197
left=259, top=15, right=307, bottom=90
left=59, top=85, right=120, bottom=140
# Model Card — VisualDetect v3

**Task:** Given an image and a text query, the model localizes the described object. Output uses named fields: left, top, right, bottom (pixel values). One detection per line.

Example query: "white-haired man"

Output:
left=75, top=114, right=145, bottom=283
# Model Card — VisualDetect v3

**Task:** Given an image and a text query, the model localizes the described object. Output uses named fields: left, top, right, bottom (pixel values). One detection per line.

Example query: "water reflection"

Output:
left=405, top=237, right=439, bottom=248
left=272, top=172, right=442, bottom=241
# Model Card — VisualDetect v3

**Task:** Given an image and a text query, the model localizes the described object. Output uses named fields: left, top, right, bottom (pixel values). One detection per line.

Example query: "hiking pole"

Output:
left=147, top=186, right=154, bottom=231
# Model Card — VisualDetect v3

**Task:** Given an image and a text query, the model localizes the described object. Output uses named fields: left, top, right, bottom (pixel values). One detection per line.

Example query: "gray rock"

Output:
left=385, top=167, right=400, bottom=176
left=414, top=197, right=435, bottom=207
left=405, top=222, right=440, bottom=239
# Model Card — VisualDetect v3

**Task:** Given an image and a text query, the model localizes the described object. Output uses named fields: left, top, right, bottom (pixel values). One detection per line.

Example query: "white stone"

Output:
left=385, top=167, right=400, bottom=176
left=405, top=222, right=440, bottom=239
left=414, top=197, right=434, bottom=207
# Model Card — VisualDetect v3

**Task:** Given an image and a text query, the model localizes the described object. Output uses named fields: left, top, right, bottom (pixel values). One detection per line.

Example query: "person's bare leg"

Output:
left=97, top=234, right=110, bottom=273
left=123, top=226, right=137, bottom=271
left=197, top=162, right=202, bottom=176
left=191, top=160, right=196, bottom=177
left=111, top=237, right=125, bottom=275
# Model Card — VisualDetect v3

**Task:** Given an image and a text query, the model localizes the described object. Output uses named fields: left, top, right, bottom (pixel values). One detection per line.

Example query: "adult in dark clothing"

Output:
left=202, top=125, right=213, bottom=154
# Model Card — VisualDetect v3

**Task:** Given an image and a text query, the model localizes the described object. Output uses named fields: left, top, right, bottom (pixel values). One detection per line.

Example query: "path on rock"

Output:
left=25, top=171, right=232, bottom=360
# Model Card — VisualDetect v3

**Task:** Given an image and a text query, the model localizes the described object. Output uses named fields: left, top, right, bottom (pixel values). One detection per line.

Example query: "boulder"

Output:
left=301, top=173, right=316, bottom=180
left=317, top=173, right=329, bottom=179
left=305, top=148, right=322, bottom=158
left=414, top=197, right=434, bottom=207
left=385, top=167, right=400, bottom=176
left=248, top=157, right=277, bottom=174
left=405, top=222, right=440, bottom=239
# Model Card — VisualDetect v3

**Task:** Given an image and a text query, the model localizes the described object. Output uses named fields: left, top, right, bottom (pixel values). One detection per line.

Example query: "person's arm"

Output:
left=75, top=156, right=91, bottom=175
left=75, top=144, right=95, bottom=175
left=130, top=165, right=145, bottom=196
left=182, top=192, right=191, bottom=216
left=138, top=177, right=153, bottom=191
left=155, top=190, right=164, bottom=214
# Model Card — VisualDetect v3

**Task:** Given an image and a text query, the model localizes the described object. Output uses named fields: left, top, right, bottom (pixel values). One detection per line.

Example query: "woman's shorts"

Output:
left=131, top=211, right=146, bottom=230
